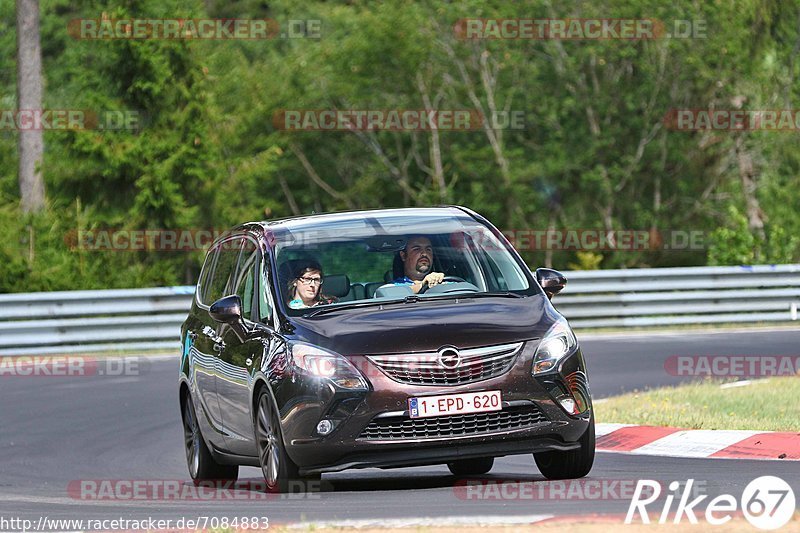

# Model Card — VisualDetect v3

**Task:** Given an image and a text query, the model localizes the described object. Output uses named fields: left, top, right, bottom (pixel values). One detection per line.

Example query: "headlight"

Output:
left=289, top=341, right=369, bottom=390
left=532, top=318, right=578, bottom=374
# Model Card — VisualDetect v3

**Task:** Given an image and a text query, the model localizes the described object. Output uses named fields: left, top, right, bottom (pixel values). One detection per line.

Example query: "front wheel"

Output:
left=182, top=394, right=238, bottom=485
left=533, top=414, right=595, bottom=479
left=255, top=388, right=303, bottom=492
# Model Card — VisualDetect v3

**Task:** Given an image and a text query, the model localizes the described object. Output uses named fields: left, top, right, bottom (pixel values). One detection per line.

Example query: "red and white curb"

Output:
left=596, top=423, right=800, bottom=460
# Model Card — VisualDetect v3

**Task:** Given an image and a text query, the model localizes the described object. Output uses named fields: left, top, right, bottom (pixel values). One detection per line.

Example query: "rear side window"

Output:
left=205, top=237, right=243, bottom=305
left=196, top=247, right=219, bottom=305
left=258, top=263, right=273, bottom=324
left=233, top=239, right=258, bottom=320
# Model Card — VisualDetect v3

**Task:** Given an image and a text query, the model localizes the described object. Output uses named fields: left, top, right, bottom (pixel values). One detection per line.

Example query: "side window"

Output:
left=483, top=254, right=508, bottom=291
left=197, top=247, right=219, bottom=305
left=484, top=247, right=527, bottom=290
left=206, top=237, right=243, bottom=304
left=258, top=262, right=273, bottom=324
left=233, top=240, right=258, bottom=320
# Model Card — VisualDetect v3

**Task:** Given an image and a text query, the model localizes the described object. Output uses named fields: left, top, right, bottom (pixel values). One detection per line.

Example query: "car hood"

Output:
left=286, top=295, right=558, bottom=356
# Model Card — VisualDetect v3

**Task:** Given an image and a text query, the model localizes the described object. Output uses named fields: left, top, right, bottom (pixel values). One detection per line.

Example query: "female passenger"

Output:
left=286, top=260, right=337, bottom=309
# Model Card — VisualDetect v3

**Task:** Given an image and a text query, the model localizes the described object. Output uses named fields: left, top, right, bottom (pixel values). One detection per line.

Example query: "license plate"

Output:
left=408, top=390, right=502, bottom=419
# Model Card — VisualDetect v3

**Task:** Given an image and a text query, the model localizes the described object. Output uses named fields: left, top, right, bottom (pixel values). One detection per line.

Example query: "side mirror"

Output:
left=535, top=268, right=567, bottom=299
left=209, top=295, right=244, bottom=324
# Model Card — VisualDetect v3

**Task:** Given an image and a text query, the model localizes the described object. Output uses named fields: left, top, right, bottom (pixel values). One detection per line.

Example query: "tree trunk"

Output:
left=416, top=74, right=447, bottom=203
left=17, top=0, right=46, bottom=213
left=734, top=135, right=766, bottom=242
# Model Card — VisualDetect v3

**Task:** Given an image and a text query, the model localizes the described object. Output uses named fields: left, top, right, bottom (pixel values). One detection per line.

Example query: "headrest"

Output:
left=392, top=253, right=405, bottom=279
left=375, top=284, right=414, bottom=299
left=323, top=274, right=351, bottom=297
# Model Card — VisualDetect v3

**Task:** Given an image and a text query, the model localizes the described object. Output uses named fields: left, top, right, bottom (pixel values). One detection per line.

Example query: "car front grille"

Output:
left=357, top=403, right=547, bottom=441
left=366, top=342, right=524, bottom=386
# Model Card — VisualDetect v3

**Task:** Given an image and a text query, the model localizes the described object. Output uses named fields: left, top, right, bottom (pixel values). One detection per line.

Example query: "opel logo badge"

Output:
left=437, top=347, right=462, bottom=369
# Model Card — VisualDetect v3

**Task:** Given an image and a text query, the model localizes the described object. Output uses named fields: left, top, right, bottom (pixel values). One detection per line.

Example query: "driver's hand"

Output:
left=423, top=272, right=445, bottom=286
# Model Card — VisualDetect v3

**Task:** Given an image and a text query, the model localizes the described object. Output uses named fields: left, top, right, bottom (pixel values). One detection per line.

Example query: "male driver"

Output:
left=392, top=236, right=445, bottom=294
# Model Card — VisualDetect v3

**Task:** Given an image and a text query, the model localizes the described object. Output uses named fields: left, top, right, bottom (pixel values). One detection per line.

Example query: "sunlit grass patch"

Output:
left=595, top=377, right=800, bottom=431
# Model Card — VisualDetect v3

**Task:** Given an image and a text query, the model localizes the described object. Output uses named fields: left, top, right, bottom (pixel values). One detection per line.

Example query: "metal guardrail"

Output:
left=0, top=287, right=194, bottom=355
left=558, top=264, right=800, bottom=328
left=0, top=265, right=798, bottom=355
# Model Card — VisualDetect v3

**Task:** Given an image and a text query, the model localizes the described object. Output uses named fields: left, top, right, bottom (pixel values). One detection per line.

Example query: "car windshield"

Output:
left=271, top=211, right=534, bottom=315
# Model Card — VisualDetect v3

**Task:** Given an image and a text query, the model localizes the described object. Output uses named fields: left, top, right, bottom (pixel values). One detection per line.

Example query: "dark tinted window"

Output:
left=273, top=212, right=533, bottom=315
left=258, top=263, right=273, bottom=324
left=206, top=237, right=243, bottom=304
left=197, top=247, right=219, bottom=305
left=233, top=239, right=258, bottom=320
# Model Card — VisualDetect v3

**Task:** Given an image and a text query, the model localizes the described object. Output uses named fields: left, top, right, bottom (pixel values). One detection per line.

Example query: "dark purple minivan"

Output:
left=179, top=206, right=594, bottom=491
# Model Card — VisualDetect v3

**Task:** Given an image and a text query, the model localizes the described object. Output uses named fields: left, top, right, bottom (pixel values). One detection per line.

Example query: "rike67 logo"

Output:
left=626, top=476, right=796, bottom=530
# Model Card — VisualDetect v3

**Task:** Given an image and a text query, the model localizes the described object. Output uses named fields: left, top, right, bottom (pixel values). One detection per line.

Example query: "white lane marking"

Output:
left=0, top=493, right=95, bottom=505
left=286, top=515, right=555, bottom=529
left=630, top=429, right=760, bottom=458
left=720, top=380, right=753, bottom=389
left=595, top=423, right=635, bottom=437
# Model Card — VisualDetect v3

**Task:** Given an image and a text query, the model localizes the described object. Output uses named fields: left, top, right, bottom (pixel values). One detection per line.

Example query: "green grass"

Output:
left=596, top=377, right=800, bottom=431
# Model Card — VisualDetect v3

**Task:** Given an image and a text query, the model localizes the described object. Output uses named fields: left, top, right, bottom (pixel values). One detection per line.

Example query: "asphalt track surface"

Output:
left=1, top=328, right=799, bottom=526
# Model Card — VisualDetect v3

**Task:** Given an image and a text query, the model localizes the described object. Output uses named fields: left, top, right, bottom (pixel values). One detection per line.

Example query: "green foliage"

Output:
left=708, top=206, right=800, bottom=265
left=567, top=252, right=604, bottom=271
left=2, top=0, right=799, bottom=292
left=707, top=206, right=758, bottom=265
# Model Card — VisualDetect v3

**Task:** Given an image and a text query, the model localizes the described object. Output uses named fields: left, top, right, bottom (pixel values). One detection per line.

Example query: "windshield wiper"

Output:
left=303, top=292, right=523, bottom=317
left=302, top=299, right=405, bottom=317
left=422, top=291, right=524, bottom=301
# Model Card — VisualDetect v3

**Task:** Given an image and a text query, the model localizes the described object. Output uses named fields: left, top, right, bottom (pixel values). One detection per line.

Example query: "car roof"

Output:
left=246, top=206, right=475, bottom=232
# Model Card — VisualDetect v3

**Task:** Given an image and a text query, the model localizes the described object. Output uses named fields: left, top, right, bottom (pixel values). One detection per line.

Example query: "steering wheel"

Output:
left=418, top=276, right=467, bottom=294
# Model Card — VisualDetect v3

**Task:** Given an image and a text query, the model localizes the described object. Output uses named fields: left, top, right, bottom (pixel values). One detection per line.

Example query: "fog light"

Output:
left=559, top=397, right=578, bottom=414
left=316, top=419, right=333, bottom=436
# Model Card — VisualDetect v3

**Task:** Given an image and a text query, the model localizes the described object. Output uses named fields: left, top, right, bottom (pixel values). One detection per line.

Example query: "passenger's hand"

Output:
left=422, top=272, right=445, bottom=286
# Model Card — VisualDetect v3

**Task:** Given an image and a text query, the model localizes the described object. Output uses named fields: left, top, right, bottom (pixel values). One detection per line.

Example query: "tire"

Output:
left=534, top=414, right=595, bottom=480
left=182, top=393, right=239, bottom=485
left=254, top=387, right=303, bottom=492
left=447, top=457, right=494, bottom=476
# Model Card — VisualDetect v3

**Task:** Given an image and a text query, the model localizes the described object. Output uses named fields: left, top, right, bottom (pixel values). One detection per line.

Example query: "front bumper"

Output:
left=274, top=343, right=592, bottom=473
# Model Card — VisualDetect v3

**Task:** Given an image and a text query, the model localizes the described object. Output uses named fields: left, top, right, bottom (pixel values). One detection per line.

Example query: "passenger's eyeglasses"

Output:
left=298, top=276, right=323, bottom=286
